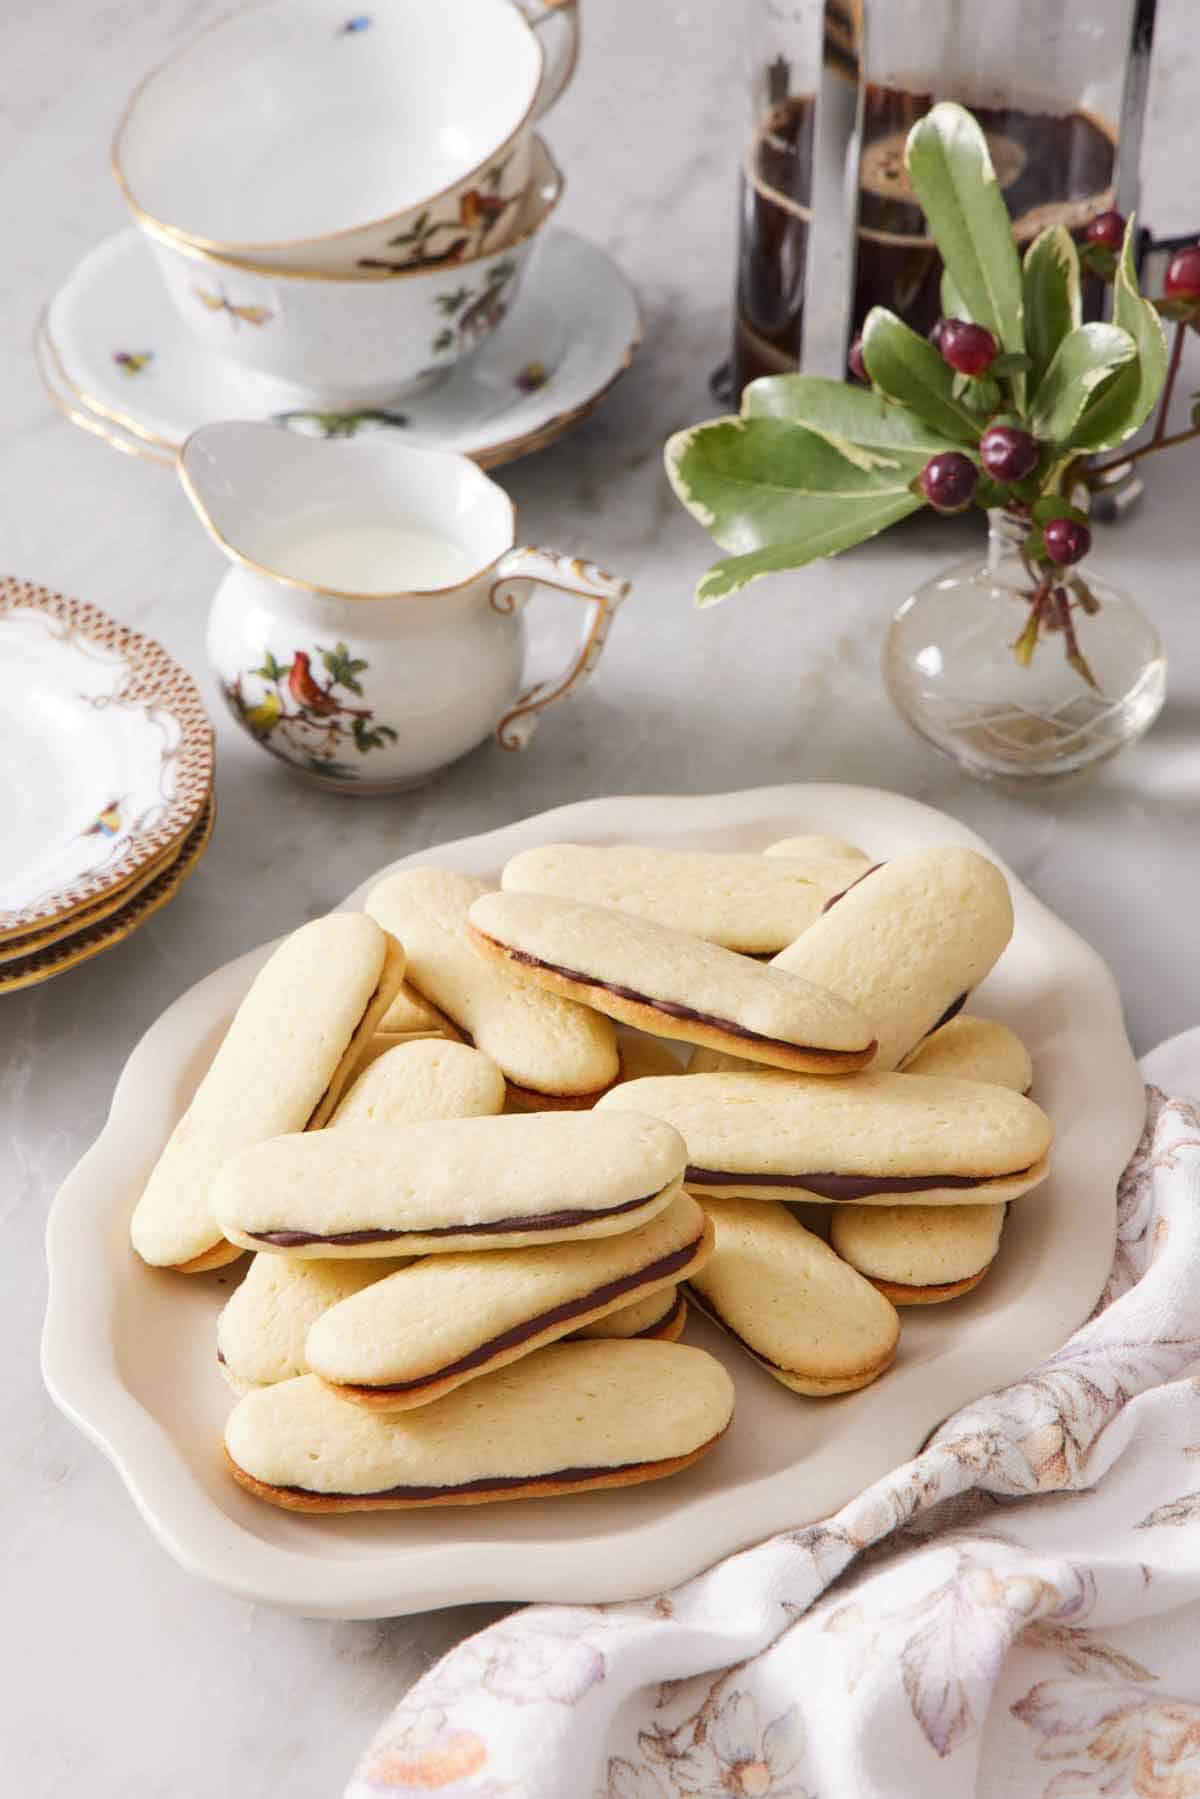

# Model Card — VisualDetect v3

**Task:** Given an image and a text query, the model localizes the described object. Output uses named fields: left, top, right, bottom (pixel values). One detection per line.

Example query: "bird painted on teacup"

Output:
left=193, top=286, right=273, bottom=329
left=287, top=650, right=342, bottom=716
left=242, top=690, right=282, bottom=738
left=458, top=189, right=512, bottom=231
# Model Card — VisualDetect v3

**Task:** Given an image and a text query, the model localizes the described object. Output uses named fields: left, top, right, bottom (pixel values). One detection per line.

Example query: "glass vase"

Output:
left=883, top=511, right=1167, bottom=782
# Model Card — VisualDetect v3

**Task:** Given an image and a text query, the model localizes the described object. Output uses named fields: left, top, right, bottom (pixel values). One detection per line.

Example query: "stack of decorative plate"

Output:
left=0, top=578, right=214, bottom=993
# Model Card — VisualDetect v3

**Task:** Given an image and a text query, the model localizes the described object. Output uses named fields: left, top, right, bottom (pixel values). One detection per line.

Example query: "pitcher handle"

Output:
left=491, top=545, right=630, bottom=750
left=514, top=0, right=580, bottom=121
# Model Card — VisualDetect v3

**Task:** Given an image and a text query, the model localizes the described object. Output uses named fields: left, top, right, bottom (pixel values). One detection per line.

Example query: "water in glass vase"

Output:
left=883, top=512, right=1167, bottom=783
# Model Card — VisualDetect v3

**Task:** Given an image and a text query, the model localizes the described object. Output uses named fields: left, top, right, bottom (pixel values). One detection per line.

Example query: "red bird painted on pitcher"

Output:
left=287, top=650, right=340, bottom=715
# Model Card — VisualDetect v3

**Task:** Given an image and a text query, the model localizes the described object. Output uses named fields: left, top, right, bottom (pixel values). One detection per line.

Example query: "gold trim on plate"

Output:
left=0, top=792, right=215, bottom=994
left=0, top=579, right=214, bottom=937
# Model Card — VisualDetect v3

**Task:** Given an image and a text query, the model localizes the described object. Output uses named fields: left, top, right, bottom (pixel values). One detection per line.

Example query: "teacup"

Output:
left=144, top=139, right=561, bottom=410
left=180, top=421, right=630, bottom=794
left=113, top=0, right=578, bottom=276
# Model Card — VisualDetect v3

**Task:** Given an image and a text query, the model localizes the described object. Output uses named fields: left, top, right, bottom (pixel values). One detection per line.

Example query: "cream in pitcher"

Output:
left=179, top=423, right=630, bottom=793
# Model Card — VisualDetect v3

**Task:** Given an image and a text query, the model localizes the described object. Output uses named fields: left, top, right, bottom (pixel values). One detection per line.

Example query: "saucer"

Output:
left=0, top=579, right=214, bottom=941
left=0, top=792, right=215, bottom=994
left=39, top=227, right=640, bottom=469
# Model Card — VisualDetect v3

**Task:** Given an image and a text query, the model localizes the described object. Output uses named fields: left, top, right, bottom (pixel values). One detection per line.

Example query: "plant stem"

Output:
left=1085, top=321, right=1192, bottom=481
left=1054, top=586, right=1100, bottom=692
left=1153, top=322, right=1187, bottom=446
left=1088, top=420, right=1200, bottom=479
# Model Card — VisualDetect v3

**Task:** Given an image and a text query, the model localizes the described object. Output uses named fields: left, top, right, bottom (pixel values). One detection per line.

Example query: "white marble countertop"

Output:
left=3, top=1, right=1199, bottom=1792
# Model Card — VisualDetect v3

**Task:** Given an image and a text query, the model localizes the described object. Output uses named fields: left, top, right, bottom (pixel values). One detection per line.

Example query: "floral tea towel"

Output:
left=348, top=1032, right=1200, bottom=1799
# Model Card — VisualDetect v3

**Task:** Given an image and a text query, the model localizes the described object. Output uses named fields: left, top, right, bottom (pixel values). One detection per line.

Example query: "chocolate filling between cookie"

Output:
left=686, top=1286, right=880, bottom=1381
left=264, top=1456, right=680, bottom=1503
left=483, top=938, right=871, bottom=1061
left=300, top=970, right=392, bottom=1129
left=631, top=1290, right=685, bottom=1337
left=333, top=1235, right=702, bottom=1393
left=684, top=1165, right=1035, bottom=1198
left=247, top=1185, right=670, bottom=1248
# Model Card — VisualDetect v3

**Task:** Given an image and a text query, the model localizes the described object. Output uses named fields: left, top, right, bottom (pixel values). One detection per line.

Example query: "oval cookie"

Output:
left=901, top=1014, right=1032, bottom=1092
left=571, top=1286, right=687, bottom=1341
left=500, top=843, right=872, bottom=953
left=330, top=1039, right=506, bottom=1128
left=771, top=846, right=1014, bottom=1071
left=130, top=913, right=405, bottom=1272
left=831, top=1201, right=1006, bottom=1305
left=468, top=891, right=877, bottom=1074
left=689, top=1199, right=900, bottom=1394
left=307, top=1193, right=712, bottom=1408
left=599, top=1069, right=1052, bottom=1204
left=212, top=1110, right=688, bottom=1257
left=224, top=1342, right=736, bottom=1510
left=367, top=867, right=618, bottom=1104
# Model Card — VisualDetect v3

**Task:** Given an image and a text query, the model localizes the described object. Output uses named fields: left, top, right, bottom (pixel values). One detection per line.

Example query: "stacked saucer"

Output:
left=0, top=580, right=214, bottom=993
left=39, top=0, right=639, bottom=470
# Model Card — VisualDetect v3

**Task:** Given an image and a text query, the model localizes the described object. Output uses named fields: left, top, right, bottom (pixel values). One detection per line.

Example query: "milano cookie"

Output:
left=833, top=1016, right=1031, bottom=1304
left=468, top=892, right=877, bottom=1074
left=688, top=1199, right=900, bottom=1394
left=330, top=1039, right=506, bottom=1128
left=763, top=835, right=870, bottom=865
left=770, top=846, right=1014, bottom=1071
left=600, top=1070, right=1052, bottom=1204
left=216, top=1039, right=505, bottom=1392
left=130, top=913, right=405, bottom=1273
left=572, top=1286, right=687, bottom=1341
left=306, top=1193, right=712, bottom=1408
left=224, top=1341, right=735, bottom=1511
left=901, top=1013, right=1032, bottom=1092
left=830, top=1202, right=1005, bottom=1305
left=366, top=868, right=618, bottom=1105
left=216, top=1255, right=397, bottom=1394
left=500, top=843, right=873, bottom=953
left=212, top=1110, right=687, bottom=1257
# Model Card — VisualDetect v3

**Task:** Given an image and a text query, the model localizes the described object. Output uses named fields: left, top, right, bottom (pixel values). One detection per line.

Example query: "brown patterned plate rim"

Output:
left=0, top=580, right=215, bottom=937
left=0, top=791, right=215, bottom=992
left=0, top=783, right=210, bottom=962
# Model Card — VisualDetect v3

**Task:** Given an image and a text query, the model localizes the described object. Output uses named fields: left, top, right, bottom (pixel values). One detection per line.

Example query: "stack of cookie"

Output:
left=128, top=835, right=1051, bottom=1515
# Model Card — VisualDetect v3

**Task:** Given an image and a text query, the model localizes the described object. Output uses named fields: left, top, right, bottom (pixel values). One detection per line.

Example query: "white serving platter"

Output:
left=42, top=785, right=1145, bottom=1619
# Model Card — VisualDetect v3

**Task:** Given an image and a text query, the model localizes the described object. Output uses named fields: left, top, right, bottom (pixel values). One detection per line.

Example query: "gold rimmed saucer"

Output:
left=0, top=793, right=215, bottom=995
left=38, top=228, right=641, bottom=472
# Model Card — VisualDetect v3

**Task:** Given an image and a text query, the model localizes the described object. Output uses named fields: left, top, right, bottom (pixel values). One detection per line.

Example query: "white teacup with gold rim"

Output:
left=144, top=138, right=562, bottom=410
left=113, top=0, right=578, bottom=276
left=180, top=422, right=630, bottom=793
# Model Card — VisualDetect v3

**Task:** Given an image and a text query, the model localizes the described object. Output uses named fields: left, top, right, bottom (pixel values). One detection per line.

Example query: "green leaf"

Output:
left=990, top=352, right=1033, bottom=377
left=940, top=267, right=971, bottom=322
left=905, top=103, right=1025, bottom=369
left=1022, top=226, right=1081, bottom=398
left=861, top=308, right=981, bottom=443
left=664, top=417, right=927, bottom=605
left=973, top=474, right=1010, bottom=510
left=966, top=375, right=1003, bottom=413
left=1027, top=322, right=1137, bottom=442
left=1032, top=495, right=1088, bottom=526
left=1065, top=219, right=1169, bottom=451
left=742, top=374, right=963, bottom=457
